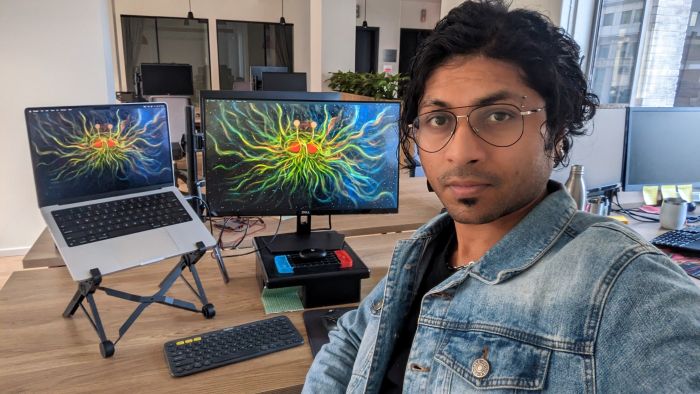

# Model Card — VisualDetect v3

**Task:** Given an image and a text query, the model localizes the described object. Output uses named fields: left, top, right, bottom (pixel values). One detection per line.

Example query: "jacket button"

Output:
left=371, top=299, right=383, bottom=313
left=471, top=358, right=490, bottom=379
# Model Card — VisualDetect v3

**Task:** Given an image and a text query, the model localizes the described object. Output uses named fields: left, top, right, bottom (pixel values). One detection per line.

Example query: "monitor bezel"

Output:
left=621, top=106, right=700, bottom=192
left=199, top=90, right=401, bottom=217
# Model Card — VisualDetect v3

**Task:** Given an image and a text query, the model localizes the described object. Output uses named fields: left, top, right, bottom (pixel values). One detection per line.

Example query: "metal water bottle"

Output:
left=565, top=165, right=586, bottom=210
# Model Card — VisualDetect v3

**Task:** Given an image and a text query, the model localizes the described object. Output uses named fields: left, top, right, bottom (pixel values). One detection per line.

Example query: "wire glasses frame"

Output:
left=410, top=103, right=545, bottom=153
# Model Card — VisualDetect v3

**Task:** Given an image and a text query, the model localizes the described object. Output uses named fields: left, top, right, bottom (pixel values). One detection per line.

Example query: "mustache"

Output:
left=437, top=167, right=501, bottom=185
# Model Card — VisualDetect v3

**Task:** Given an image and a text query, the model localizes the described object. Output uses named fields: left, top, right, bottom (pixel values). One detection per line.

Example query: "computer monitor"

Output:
left=261, top=72, right=307, bottom=92
left=140, top=63, right=194, bottom=96
left=201, top=91, right=400, bottom=251
left=249, top=66, right=288, bottom=90
left=622, top=107, right=700, bottom=191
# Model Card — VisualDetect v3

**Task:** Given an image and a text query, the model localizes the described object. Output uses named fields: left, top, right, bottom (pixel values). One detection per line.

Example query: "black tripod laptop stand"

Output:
left=63, top=241, right=215, bottom=358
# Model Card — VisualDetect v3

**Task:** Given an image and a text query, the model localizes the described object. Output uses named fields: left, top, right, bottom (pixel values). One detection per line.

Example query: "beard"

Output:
left=435, top=165, right=550, bottom=225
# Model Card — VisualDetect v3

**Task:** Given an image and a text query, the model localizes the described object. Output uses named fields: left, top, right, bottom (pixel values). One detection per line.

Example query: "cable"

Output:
left=611, top=193, right=659, bottom=223
left=260, top=215, right=283, bottom=251
left=187, top=195, right=214, bottom=234
left=218, top=216, right=283, bottom=258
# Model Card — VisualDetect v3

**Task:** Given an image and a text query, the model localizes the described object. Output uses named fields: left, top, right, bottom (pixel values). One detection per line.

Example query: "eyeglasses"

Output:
left=410, top=103, right=545, bottom=153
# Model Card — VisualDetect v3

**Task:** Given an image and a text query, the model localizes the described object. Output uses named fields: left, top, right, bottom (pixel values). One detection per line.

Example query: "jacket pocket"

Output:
left=434, top=330, right=551, bottom=391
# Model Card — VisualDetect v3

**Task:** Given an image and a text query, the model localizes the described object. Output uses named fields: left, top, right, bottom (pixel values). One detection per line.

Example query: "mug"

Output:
left=660, top=197, right=688, bottom=230
left=586, top=196, right=609, bottom=216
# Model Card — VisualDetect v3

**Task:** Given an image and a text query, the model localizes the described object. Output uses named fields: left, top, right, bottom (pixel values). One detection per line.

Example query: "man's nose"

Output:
left=442, top=116, right=488, bottom=163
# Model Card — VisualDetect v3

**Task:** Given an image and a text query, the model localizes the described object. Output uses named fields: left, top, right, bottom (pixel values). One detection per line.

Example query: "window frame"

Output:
left=119, top=14, right=212, bottom=97
left=214, top=18, right=294, bottom=89
left=586, top=0, right=650, bottom=106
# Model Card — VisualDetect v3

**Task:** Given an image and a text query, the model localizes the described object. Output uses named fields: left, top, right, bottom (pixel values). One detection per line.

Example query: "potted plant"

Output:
left=327, top=71, right=408, bottom=100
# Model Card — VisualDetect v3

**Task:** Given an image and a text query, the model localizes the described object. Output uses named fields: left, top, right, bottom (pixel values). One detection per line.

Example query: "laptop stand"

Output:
left=63, top=241, right=215, bottom=358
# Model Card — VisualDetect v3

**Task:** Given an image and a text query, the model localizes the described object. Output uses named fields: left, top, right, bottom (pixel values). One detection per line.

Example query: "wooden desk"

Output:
left=22, top=176, right=442, bottom=269
left=1, top=232, right=410, bottom=393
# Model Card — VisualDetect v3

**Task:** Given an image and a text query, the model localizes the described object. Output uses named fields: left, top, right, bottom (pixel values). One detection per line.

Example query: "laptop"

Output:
left=25, top=103, right=216, bottom=281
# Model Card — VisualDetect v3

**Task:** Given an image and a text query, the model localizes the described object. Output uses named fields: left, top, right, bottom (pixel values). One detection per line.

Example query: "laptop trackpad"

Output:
left=107, top=231, right=179, bottom=270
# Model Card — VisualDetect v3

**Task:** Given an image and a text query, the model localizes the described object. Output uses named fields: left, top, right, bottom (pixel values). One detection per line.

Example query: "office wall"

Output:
left=440, top=0, right=562, bottom=25
left=401, top=0, right=442, bottom=30
left=356, top=0, right=402, bottom=74
left=321, top=1, right=356, bottom=89
left=113, top=0, right=311, bottom=91
left=0, top=0, right=115, bottom=255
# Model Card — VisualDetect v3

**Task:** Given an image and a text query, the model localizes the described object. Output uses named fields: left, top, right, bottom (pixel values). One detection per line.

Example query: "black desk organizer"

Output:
left=253, top=236, right=370, bottom=308
left=62, top=241, right=215, bottom=358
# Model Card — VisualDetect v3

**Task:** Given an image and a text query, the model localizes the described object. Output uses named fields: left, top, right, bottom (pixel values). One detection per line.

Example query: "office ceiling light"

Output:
left=362, top=0, right=368, bottom=28
left=280, top=0, right=286, bottom=25
left=187, top=0, right=194, bottom=20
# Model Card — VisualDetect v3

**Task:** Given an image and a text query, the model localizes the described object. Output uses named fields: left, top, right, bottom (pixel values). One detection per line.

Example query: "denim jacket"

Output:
left=303, top=183, right=700, bottom=393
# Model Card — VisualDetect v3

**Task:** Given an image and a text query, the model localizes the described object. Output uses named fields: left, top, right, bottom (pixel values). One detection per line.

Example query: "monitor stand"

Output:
left=257, top=214, right=345, bottom=254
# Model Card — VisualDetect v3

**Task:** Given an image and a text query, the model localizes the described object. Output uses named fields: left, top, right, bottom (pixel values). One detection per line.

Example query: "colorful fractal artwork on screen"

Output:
left=207, top=101, right=398, bottom=209
left=31, top=108, right=169, bottom=182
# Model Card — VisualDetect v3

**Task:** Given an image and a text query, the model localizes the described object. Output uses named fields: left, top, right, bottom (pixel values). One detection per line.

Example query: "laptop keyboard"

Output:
left=52, top=191, right=192, bottom=247
left=651, top=227, right=700, bottom=250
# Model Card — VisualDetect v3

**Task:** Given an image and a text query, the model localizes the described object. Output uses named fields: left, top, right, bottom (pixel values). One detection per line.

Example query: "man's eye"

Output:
left=487, top=111, right=514, bottom=122
left=426, top=114, right=450, bottom=128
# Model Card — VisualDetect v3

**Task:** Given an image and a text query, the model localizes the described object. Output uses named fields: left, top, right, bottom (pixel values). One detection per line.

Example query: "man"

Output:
left=304, top=1, right=700, bottom=392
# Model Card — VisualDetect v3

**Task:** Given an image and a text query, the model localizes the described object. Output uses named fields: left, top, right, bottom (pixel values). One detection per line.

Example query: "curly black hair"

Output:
left=400, top=0, right=598, bottom=169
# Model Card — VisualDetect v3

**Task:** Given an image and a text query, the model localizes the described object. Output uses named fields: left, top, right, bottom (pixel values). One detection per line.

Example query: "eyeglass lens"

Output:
left=412, top=104, right=525, bottom=152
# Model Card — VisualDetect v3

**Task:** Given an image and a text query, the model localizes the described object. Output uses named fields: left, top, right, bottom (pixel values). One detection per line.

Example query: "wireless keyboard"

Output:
left=164, top=315, right=304, bottom=377
left=651, top=227, right=700, bottom=253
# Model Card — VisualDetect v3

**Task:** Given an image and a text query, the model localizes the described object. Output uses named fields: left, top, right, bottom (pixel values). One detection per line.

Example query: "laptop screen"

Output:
left=25, top=103, right=174, bottom=207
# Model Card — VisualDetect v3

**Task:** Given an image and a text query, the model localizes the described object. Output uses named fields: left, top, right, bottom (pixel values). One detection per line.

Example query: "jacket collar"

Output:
left=415, top=181, right=577, bottom=285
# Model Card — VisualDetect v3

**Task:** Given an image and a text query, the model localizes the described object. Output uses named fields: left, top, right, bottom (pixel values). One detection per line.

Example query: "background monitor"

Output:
left=200, top=92, right=400, bottom=218
left=550, top=107, right=626, bottom=189
left=622, top=107, right=700, bottom=191
left=249, top=66, right=288, bottom=90
left=140, top=63, right=194, bottom=96
left=261, top=72, right=307, bottom=92
left=201, top=90, right=341, bottom=102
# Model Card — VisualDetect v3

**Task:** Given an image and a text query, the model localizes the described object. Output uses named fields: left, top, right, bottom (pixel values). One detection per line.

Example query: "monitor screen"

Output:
left=202, top=94, right=400, bottom=217
left=249, top=66, right=288, bottom=90
left=623, top=107, right=700, bottom=191
left=262, top=72, right=307, bottom=91
left=140, top=63, right=194, bottom=96
left=24, top=103, right=174, bottom=206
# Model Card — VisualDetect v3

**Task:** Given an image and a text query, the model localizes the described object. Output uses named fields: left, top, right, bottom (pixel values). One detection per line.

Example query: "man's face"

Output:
left=417, top=56, right=554, bottom=225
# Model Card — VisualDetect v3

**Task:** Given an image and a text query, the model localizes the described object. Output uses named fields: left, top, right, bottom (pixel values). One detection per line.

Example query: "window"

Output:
left=590, top=0, right=700, bottom=106
left=216, top=20, right=293, bottom=90
left=633, top=9, right=644, bottom=23
left=121, top=16, right=210, bottom=102
left=590, top=2, right=644, bottom=104
left=621, top=10, right=633, bottom=24
left=603, top=13, right=615, bottom=26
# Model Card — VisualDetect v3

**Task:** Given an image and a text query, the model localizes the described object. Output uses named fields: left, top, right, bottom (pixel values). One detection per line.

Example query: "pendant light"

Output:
left=362, top=0, right=368, bottom=28
left=185, top=0, right=194, bottom=26
left=280, top=0, right=286, bottom=25
left=187, top=0, right=194, bottom=19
